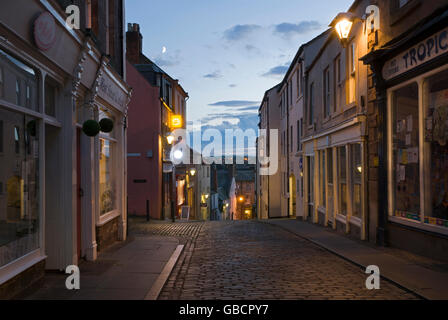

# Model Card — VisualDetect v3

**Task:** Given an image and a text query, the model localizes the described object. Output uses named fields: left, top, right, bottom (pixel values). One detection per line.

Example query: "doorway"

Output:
left=289, top=175, right=296, bottom=218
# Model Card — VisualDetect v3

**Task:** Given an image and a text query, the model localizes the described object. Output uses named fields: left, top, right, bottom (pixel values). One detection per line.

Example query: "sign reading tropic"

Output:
left=383, top=27, right=448, bottom=81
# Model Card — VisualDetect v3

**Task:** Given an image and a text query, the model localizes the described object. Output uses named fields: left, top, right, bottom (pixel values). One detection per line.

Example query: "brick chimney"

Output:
left=126, top=23, right=142, bottom=64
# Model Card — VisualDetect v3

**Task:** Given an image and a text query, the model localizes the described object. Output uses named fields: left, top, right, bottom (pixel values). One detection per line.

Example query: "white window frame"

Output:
left=387, top=64, right=448, bottom=236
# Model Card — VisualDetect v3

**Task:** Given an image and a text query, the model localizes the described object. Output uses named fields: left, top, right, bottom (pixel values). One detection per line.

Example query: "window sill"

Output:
left=336, top=214, right=347, bottom=224
left=349, top=215, right=362, bottom=227
left=97, top=209, right=120, bottom=227
left=389, top=215, right=448, bottom=236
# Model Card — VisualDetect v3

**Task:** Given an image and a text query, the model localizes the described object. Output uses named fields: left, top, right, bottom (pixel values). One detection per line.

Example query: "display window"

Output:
left=424, top=69, right=448, bottom=228
left=389, top=67, right=448, bottom=233
left=0, top=108, right=39, bottom=267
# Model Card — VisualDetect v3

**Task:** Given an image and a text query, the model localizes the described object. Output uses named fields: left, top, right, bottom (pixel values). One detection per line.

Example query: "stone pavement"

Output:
left=21, top=235, right=179, bottom=300
left=265, top=218, right=448, bottom=300
left=159, top=220, right=420, bottom=300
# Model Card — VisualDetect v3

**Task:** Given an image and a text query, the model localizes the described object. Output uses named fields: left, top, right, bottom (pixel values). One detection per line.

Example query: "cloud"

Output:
left=209, top=100, right=260, bottom=107
left=223, top=24, right=261, bottom=41
left=229, top=84, right=237, bottom=88
left=154, top=50, right=182, bottom=67
left=274, top=20, right=321, bottom=37
left=203, top=70, right=222, bottom=79
left=262, top=63, right=290, bottom=77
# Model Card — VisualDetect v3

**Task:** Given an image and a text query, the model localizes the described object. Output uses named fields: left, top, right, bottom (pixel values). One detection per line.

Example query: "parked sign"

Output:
left=383, top=27, right=448, bottom=81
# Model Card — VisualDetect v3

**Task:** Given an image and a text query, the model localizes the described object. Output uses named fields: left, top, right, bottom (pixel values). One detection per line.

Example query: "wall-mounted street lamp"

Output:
left=167, top=133, right=175, bottom=145
left=205, top=194, right=209, bottom=200
left=238, top=196, right=244, bottom=203
left=330, top=5, right=380, bottom=47
left=189, top=168, right=196, bottom=176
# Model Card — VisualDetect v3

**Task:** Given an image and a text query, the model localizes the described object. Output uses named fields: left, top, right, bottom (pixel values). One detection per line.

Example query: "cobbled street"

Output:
left=130, top=219, right=419, bottom=300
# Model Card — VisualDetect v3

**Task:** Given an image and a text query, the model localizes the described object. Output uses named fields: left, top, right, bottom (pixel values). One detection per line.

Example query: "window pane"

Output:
left=0, top=108, right=39, bottom=267
left=425, top=70, right=448, bottom=228
left=393, top=83, right=420, bottom=221
left=321, top=151, right=326, bottom=207
left=99, top=139, right=116, bottom=215
left=45, top=80, right=56, bottom=117
left=351, top=143, right=362, bottom=218
left=0, top=49, right=37, bottom=111
left=338, top=146, right=347, bottom=215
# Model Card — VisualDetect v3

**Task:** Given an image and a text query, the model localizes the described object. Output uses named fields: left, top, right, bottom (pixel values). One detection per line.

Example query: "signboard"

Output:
left=383, top=27, right=448, bottom=81
left=170, top=114, right=183, bottom=129
left=34, top=12, right=56, bottom=51
left=180, top=206, right=190, bottom=220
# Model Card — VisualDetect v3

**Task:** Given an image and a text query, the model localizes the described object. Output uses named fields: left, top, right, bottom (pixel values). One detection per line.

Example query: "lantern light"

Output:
left=190, top=168, right=196, bottom=176
left=329, top=12, right=358, bottom=47
left=167, top=134, right=175, bottom=145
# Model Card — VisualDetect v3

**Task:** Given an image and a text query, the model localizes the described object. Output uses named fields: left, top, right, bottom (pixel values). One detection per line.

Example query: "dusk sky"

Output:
left=126, top=0, right=354, bottom=144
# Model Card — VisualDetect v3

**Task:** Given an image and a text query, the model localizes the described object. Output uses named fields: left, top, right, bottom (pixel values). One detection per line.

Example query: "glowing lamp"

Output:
left=330, top=12, right=357, bottom=47
left=190, top=168, right=196, bottom=176
left=167, top=134, right=175, bottom=145
left=170, top=114, right=183, bottom=129
left=238, top=196, right=244, bottom=202
left=173, top=150, right=183, bottom=160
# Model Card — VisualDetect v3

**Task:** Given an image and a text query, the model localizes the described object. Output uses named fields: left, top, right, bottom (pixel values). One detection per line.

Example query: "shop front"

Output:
left=303, top=118, right=367, bottom=240
left=0, top=1, right=130, bottom=298
left=365, top=11, right=448, bottom=260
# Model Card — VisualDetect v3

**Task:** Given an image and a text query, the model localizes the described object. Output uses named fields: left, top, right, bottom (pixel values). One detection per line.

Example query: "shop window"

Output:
left=320, top=150, right=326, bottom=208
left=392, top=83, right=420, bottom=221
left=327, top=148, right=334, bottom=221
left=45, top=79, right=57, bottom=117
left=0, top=108, right=39, bottom=268
left=351, top=143, right=362, bottom=218
left=338, top=146, right=347, bottom=215
left=424, top=70, right=448, bottom=228
left=99, top=138, right=116, bottom=215
left=308, top=156, right=315, bottom=206
left=0, top=49, right=37, bottom=110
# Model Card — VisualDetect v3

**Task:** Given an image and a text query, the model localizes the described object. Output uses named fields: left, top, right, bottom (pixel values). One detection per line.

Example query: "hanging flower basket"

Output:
left=99, top=118, right=114, bottom=133
left=82, top=120, right=100, bottom=137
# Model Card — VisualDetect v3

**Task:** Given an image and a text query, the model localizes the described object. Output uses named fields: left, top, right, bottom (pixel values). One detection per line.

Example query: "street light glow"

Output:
left=173, top=150, right=183, bottom=160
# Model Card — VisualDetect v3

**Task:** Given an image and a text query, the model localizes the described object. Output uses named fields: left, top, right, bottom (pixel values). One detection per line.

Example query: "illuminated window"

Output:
left=99, top=138, right=116, bottom=215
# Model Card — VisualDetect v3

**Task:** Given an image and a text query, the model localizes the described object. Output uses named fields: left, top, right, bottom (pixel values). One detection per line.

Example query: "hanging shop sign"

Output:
left=383, top=27, right=448, bottom=81
left=34, top=12, right=56, bottom=51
